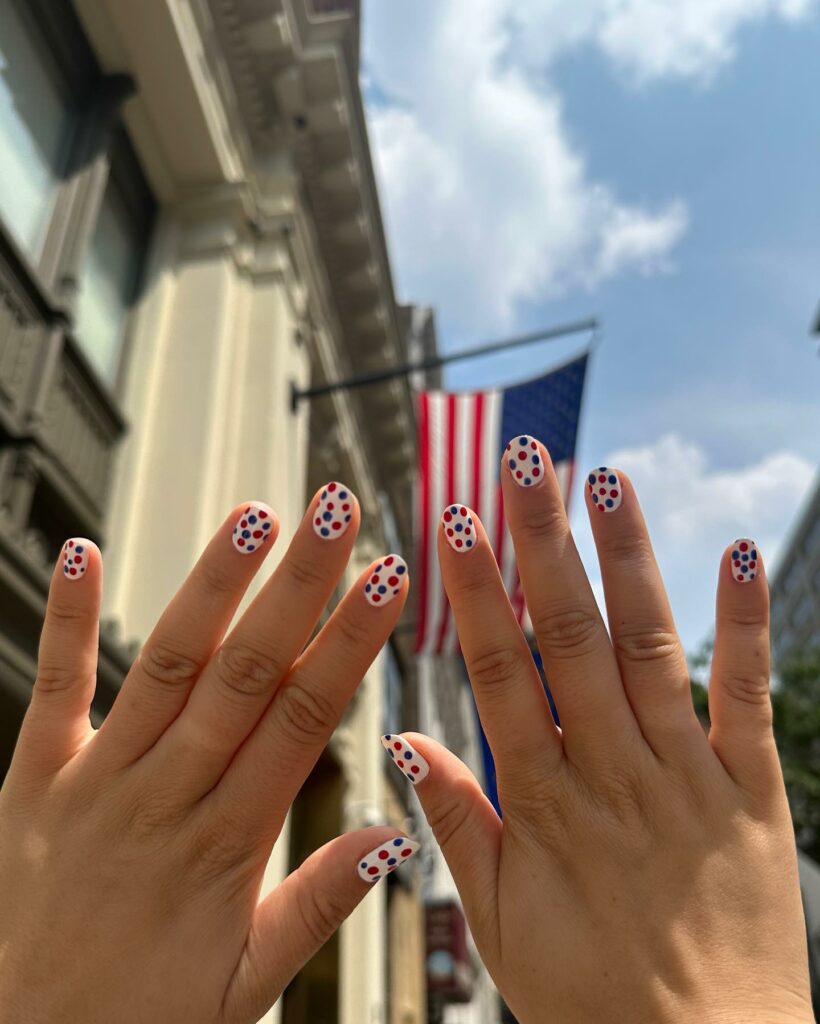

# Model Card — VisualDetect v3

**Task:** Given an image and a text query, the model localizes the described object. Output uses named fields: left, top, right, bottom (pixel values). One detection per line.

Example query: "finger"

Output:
left=501, top=438, right=640, bottom=761
left=221, top=827, right=419, bottom=1024
left=381, top=733, right=501, bottom=952
left=213, top=554, right=407, bottom=834
left=437, top=503, right=563, bottom=792
left=584, top=468, right=707, bottom=758
left=95, top=501, right=279, bottom=767
left=16, top=539, right=101, bottom=774
left=709, top=539, right=780, bottom=795
left=155, top=484, right=361, bottom=799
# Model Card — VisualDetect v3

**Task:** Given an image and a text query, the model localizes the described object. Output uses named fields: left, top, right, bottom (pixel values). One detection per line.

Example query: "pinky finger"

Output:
left=17, top=539, right=101, bottom=775
left=222, top=827, right=420, bottom=1023
left=708, top=539, right=781, bottom=798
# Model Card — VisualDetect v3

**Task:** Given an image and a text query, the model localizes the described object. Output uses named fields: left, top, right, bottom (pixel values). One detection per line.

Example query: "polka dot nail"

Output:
left=381, top=734, right=430, bottom=784
left=731, top=538, right=759, bottom=583
left=357, top=836, right=420, bottom=883
left=62, top=538, right=88, bottom=580
left=587, top=467, right=622, bottom=513
left=232, top=502, right=275, bottom=554
left=365, top=555, right=407, bottom=606
left=441, top=504, right=476, bottom=552
left=313, top=482, right=354, bottom=540
left=506, top=434, right=544, bottom=487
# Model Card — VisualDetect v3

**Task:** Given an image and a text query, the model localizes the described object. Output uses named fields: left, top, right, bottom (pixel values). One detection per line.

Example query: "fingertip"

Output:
left=55, top=537, right=99, bottom=584
left=229, top=501, right=279, bottom=556
left=362, top=553, right=409, bottom=609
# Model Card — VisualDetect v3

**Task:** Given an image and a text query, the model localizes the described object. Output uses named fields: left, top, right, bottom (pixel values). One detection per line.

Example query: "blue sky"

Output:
left=362, top=0, right=820, bottom=652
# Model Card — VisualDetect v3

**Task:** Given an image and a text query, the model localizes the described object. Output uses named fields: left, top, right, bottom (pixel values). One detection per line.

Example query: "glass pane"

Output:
left=74, top=177, right=146, bottom=386
left=0, top=0, right=74, bottom=258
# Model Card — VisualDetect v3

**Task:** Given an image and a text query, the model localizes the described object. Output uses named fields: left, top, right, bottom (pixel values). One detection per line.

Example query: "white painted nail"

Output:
left=313, top=482, right=354, bottom=540
left=381, top=734, right=430, bottom=784
left=441, top=504, right=477, bottom=553
left=357, top=836, right=420, bottom=883
left=731, top=539, right=760, bottom=582
left=587, top=467, right=622, bottom=513
left=365, top=555, right=408, bottom=606
left=62, top=539, right=89, bottom=580
left=505, top=435, right=544, bottom=487
left=232, top=503, right=275, bottom=554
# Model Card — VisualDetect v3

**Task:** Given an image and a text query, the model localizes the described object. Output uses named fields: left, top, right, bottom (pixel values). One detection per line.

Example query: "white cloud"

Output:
left=571, top=434, right=816, bottom=650
left=363, top=0, right=814, bottom=330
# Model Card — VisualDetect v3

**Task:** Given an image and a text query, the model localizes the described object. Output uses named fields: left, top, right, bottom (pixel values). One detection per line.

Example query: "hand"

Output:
left=385, top=441, right=812, bottom=1024
left=0, top=489, right=415, bottom=1024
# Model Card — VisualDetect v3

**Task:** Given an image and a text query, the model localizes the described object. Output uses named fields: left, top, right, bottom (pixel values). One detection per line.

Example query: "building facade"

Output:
left=770, top=472, right=820, bottom=667
left=0, top=0, right=427, bottom=1021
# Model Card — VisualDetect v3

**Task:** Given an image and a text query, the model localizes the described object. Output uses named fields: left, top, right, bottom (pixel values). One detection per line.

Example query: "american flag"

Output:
left=415, top=354, right=589, bottom=655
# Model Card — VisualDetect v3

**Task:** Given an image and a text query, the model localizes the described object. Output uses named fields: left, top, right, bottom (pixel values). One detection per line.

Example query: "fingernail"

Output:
left=505, top=434, right=544, bottom=487
left=232, top=502, right=275, bottom=554
left=365, top=555, right=408, bottom=606
left=313, top=482, right=354, bottom=540
left=357, top=836, right=420, bottom=883
left=62, top=539, right=89, bottom=580
left=441, top=504, right=477, bottom=552
left=587, top=466, right=622, bottom=513
left=381, top=734, right=430, bottom=784
left=731, top=539, right=760, bottom=582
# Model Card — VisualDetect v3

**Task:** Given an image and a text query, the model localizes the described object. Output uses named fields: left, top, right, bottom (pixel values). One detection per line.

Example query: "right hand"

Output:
left=386, top=440, right=812, bottom=1024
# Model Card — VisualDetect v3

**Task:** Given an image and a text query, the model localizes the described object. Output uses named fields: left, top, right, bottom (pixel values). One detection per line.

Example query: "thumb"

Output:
left=221, top=826, right=419, bottom=1023
left=382, top=733, right=502, bottom=953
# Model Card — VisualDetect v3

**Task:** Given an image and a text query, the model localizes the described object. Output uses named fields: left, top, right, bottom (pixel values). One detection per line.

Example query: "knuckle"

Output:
left=613, top=626, right=681, bottom=666
left=721, top=671, right=772, bottom=714
left=468, top=644, right=524, bottom=696
left=333, top=612, right=373, bottom=654
left=285, top=555, right=328, bottom=592
left=137, top=641, right=203, bottom=691
left=530, top=604, right=600, bottom=659
left=598, top=531, right=651, bottom=566
left=515, top=504, right=567, bottom=546
left=273, top=682, right=338, bottom=747
left=36, top=660, right=88, bottom=696
left=425, top=782, right=482, bottom=852
left=212, top=641, right=282, bottom=701
left=198, top=561, right=239, bottom=597
left=296, top=882, right=348, bottom=948
left=191, top=818, right=251, bottom=876
left=47, top=598, right=93, bottom=627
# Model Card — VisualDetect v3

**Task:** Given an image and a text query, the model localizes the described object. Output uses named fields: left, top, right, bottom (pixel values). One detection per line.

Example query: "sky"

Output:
left=361, top=0, right=820, bottom=653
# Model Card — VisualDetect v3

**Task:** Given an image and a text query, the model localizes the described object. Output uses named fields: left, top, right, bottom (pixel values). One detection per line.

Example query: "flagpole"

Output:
left=291, top=316, right=599, bottom=409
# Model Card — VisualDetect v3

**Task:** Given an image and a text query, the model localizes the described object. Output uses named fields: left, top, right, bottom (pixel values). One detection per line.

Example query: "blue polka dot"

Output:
left=608, top=475, right=616, bottom=485
left=248, top=545, right=255, bottom=551
left=519, top=436, right=527, bottom=445
left=740, top=565, right=747, bottom=573
left=366, top=584, right=372, bottom=592
left=397, top=565, right=406, bottom=575
left=248, top=515, right=257, bottom=524
left=752, top=549, right=757, bottom=559
left=450, top=505, right=457, bottom=514
left=387, top=858, right=397, bottom=865
left=322, top=490, right=328, bottom=499
left=466, top=540, right=473, bottom=547
left=76, top=545, right=84, bottom=553
left=360, top=862, right=367, bottom=868
left=406, top=773, right=414, bottom=781
left=455, top=523, right=463, bottom=532
left=323, top=511, right=332, bottom=522
left=605, top=499, right=614, bottom=508
left=339, top=490, right=348, bottom=499
left=321, top=527, right=330, bottom=536
left=375, top=565, right=382, bottom=572
left=524, top=477, right=531, bottom=485
left=233, top=528, right=237, bottom=534
left=242, top=529, right=251, bottom=538
left=467, top=517, right=473, bottom=525
left=405, top=751, right=413, bottom=759
left=532, top=455, right=540, bottom=465
left=393, top=838, right=404, bottom=847
left=508, top=459, right=516, bottom=470
left=385, top=734, right=392, bottom=740
left=588, top=474, right=596, bottom=484
left=592, top=494, right=599, bottom=503
left=742, top=554, right=748, bottom=561
left=345, top=515, right=351, bottom=522
left=388, top=750, right=394, bottom=758
left=599, top=466, right=606, bottom=472
left=378, top=586, right=387, bottom=594
left=263, top=522, right=271, bottom=530
left=732, top=550, right=739, bottom=559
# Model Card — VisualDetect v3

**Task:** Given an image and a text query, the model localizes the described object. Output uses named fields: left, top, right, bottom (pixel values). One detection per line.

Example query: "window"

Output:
left=0, top=0, right=76, bottom=259
left=73, top=135, right=155, bottom=387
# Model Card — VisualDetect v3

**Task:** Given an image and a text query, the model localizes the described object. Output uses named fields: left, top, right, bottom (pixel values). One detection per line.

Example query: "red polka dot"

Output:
left=328, top=482, right=337, bottom=492
left=598, top=475, right=606, bottom=483
left=69, top=567, right=77, bottom=575
left=610, top=490, right=618, bottom=498
left=384, top=556, right=394, bottom=566
left=734, top=559, right=741, bottom=567
left=455, top=539, right=463, bottom=547
left=397, top=760, right=404, bottom=768
left=506, top=442, right=511, bottom=450
left=533, top=467, right=540, bottom=477
left=258, top=510, right=268, bottom=518
left=597, top=504, right=605, bottom=512
left=315, top=518, right=321, bottom=526
left=443, top=511, right=452, bottom=522
left=411, top=765, right=420, bottom=774
left=332, top=522, right=341, bottom=531
left=342, top=503, right=350, bottom=512
left=530, top=440, right=537, bottom=450
left=388, top=576, right=398, bottom=586
left=379, top=850, right=389, bottom=860
left=739, top=542, right=748, bottom=552
left=327, top=502, right=334, bottom=510
left=69, top=540, right=74, bottom=547
left=372, top=594, right=381, bottom=602
left=238, top=539, right=245, bottom=546
left=599, top=488, right=606, bottom=495
left=518, top=451, right=526, bottom=461
left=394, top=742, right=402, bottom=750
left=460, top=506, right=467, bottom=516
left=252, top=530, right=262, bottom=538
left=447, top=528, right=454, bottom=537
left=464, top=528, right=471, bottom=535
left=371, top=575, right=379, bottom=585
left=516, top=471, right=523, bottom=479
left=74, top=555, right=82, bottom=564
left=749, top=560, right=756, bottom=569
left=401, top=848, right=412, bottom=857
left=368, top=866, right=379, bottom=875
left=241, top=520, right=247, bottom=528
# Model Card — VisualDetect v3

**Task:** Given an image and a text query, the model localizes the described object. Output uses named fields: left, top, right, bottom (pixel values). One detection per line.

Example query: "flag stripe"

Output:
left=416, top=392, right=431, bottom=651
left=434, top=394, right=458, bottom=654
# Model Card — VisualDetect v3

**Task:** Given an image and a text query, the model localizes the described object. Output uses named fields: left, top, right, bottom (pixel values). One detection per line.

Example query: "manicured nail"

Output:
left=505, top=434, right=544, bottom=487
left=357, top=836, right=420, bottom=883
left=232, top=502, right=275, bottom=554
left=62, top=539, right=89, bottom=580
left=731, top=539, right=759, bottom=582
left=381, top=734, right=430, bottom=784
left=441, top=504, right=477, bottom=552
left=365, top=555, right=407, bottom=606
left=587, top=467, right=622, bottom=513
left=313, top=482, right=354, bottom=540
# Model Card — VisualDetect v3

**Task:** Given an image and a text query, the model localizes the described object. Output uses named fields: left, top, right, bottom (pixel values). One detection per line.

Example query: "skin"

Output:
left=394, top=444, right=814, bottom=1023
left=0, top=491, right=412, bottom=1024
